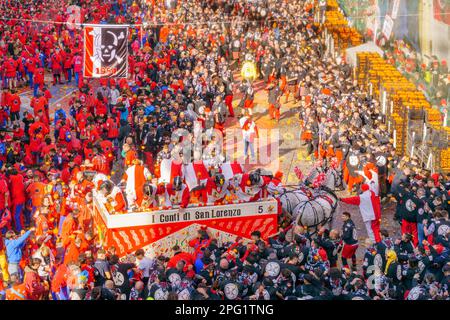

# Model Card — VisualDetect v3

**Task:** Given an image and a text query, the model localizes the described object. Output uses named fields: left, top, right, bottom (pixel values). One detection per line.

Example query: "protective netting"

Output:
left=279, top=187, right=339, bottom=229
left=304, top=167, right=341, bottom=190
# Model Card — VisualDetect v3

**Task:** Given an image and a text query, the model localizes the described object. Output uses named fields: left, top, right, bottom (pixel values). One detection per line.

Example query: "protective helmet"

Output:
left=249, top=171, right=261, bottom=185
left=143, top=182, right=154, bottom=197
left=173, top=176, right=183, bottom=191
left=214, top=173, right=225, bottom=187
left=99, top=180, right=113, bottom=194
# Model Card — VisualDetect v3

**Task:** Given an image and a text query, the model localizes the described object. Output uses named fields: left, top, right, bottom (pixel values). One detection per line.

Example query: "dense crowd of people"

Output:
left=0, top=0, right=448, bottom=300
left=384, top=39, right=449, bottom=114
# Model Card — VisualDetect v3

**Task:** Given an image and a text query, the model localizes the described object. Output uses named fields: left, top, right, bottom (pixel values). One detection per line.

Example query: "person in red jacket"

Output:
left=24, top=257, right=48, bottom=300
left=12, top=124, right=25, bottom=140
left=166, top=245, right=195, bottom=276
left=4, top=56, right=17, bottom=89
left=0, top=88, right=9, bottom=108
left=62, top=48, right=73, bottom=83
left=100, top=139, right=115, bottom=169
left=50, top=48, right=63, bottom=85
left=7, top=89, right=21, bottom=126
left=72, top=51, right=83, bottom=87
left=31, top=93, right=47, bottom=118
left=105, top=116, right=119, bottom=146
left=0, top=172, right=11, bottom=225
left=8, top=168, right=26, bottom=232
left=25, top=56, right=37, bottom=88
left=33, top=64, right=45, bottom=97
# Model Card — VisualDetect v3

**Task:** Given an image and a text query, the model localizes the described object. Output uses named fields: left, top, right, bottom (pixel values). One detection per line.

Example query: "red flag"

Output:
left=221, top=162, right=243, bottom=180
left=184, top=161, right=210, bottom=190
left=158, top=159, right=183, bottom=184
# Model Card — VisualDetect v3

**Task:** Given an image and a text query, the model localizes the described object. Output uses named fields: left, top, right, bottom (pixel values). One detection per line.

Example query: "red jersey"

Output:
left=4, top=58, right=17, bottom=77
left=106, top=118, right=119, bottom=139
left=7, top=94, right=21, bottom=113
left=9, top=174, right=26, bottom=204
left=0, top=178, right=9, bottom=210
left=34, top=67, right=45, bottom=85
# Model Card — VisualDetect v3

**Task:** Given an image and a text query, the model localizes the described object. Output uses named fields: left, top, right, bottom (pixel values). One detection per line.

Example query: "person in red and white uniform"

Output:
left=200, top=173, right=230, bottom=205
left=360, top=163, right=379, bottom=196
left=340, top=183, right=381, bottom=243
left=231, top=170, right=270, bottom=202
left=164, top=176, right=190, bottom=209
left=98, top=181, right=126, bottom=214
left=266, top=171, right=284, bottom=196
left=122, top=159, right=152, bottom=210
left=141, top=182, right=165, bottom=209
left=239, top=110, right=259, bottom=161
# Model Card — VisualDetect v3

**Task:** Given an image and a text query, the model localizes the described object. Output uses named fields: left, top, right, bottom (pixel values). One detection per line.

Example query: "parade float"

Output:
left=92, top=189, right=280, bottom=257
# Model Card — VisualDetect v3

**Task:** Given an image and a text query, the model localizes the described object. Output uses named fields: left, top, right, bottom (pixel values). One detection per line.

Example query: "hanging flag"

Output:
left=158, top=159, right=183, bottom=184
left=183, top=161, right=210, bottom=190
left=221, top=162, right=244, bottom=181
left=83, top=24, right=129, bottom=78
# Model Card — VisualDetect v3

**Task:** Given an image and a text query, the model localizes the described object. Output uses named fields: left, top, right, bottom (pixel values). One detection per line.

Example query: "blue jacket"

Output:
left=5, top=230, right=32, bottom=264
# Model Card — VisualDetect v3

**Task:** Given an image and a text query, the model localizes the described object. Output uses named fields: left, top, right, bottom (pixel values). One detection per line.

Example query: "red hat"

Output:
left=361, top=184, right=369, bottom=191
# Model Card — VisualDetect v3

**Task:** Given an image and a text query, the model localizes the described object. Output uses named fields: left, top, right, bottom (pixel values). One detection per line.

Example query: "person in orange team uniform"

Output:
left=26, top=174, right=46, bottom=216
left=60, top=209, right=81, bottom=249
